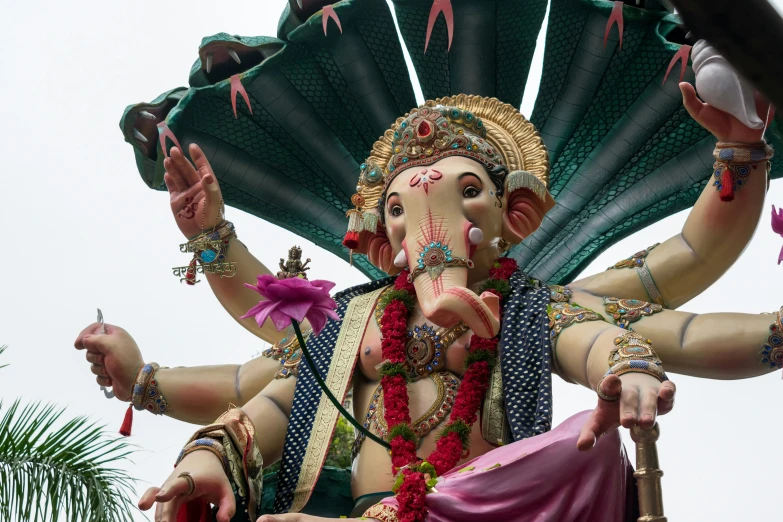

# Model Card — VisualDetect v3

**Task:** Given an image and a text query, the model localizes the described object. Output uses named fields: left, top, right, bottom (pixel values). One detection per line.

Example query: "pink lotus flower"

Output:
left=772, top=205, right=783, bottom=265
left=241, top=275, right=340, bottom=335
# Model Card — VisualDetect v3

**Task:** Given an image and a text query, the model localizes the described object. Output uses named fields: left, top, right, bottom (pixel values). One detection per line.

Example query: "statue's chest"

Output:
left=357, top=305, right=471, bottom=381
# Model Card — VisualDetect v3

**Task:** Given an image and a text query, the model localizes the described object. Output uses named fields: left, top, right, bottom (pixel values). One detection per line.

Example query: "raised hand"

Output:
left=139, top=450, right=236, bottom=522
left=680, top=82, right=775, bottom=144
left=74, top=323, right=144, bottom=402
left=164, top=144, right=225, bottom=239
left=576, top=373, right=676, bottom=452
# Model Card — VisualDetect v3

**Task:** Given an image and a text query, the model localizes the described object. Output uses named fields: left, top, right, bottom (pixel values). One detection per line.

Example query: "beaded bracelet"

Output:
left=712, top=142, right=774, bottom=201
left=606, top=359, right=668, bottom=383
left=131, top=363, right=171, bottom=415
left=176, top=437, right=230, bottom=475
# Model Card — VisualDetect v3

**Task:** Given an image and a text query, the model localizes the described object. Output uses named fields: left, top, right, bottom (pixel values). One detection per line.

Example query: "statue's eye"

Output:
left=463, top=186, right=481, bottom=198
left=390, top=205, right=404, bottom=217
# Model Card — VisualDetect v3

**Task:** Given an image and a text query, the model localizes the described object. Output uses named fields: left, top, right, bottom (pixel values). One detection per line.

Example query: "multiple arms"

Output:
left=571, top=83, right=774, bottom=309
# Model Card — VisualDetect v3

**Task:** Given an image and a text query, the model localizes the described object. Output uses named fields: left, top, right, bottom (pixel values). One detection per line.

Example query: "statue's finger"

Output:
left=85, top=352, right=104, bottom=365
left=657, top=381, right=676, bottom=415
left=164, top=172, right=181, bottom=197
left=161, top=496, right=183, bottom=522
left=619, top=385, right=640, bottom=429
left=165, top=154, right=189, bottom=193
left=90, top=363, right=108, bottom=377
left=213, top=484, right=237, bottom=522
left=638, top=387, right=658, bottom=429
left=156, top=475, right=190, bottom=502
left=96, top=376, right=112, bottom=387
left=171, top=146, right=200, bottom=187
left=679, top=82, right=705, bottom=121
left=74, top=323, right=104, bottom=349
left=190, top=144, right=214, bottom=178
left=138, top=487, right=161, bottom=510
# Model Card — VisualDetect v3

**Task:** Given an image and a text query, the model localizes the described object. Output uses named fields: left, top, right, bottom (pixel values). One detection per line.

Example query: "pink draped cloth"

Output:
left=378, top=411, right=635, bottom=522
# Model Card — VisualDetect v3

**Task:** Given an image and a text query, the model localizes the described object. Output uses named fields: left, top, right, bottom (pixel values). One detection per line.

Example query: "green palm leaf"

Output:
left=0, top=398, right=139, bottom=522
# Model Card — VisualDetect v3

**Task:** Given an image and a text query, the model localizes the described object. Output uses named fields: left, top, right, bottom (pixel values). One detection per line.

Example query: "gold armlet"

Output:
left=605, top=244, right=666, bottom=308
left=603, top=297, right=663, bottom=329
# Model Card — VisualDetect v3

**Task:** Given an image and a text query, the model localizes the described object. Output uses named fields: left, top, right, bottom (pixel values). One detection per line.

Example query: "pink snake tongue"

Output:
left=230, top=74, right=253, bottom=119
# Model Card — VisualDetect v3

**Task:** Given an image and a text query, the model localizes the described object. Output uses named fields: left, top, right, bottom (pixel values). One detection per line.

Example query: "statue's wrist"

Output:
left=131, top=362, right=171, bottom=415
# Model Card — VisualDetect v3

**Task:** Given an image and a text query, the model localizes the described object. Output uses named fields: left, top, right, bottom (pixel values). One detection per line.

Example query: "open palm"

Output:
left=164, top=144, right=225, bottom=239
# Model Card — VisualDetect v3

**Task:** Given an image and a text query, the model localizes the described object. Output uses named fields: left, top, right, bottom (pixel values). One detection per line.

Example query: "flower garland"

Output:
left=377, top=257, right=517, bottom=522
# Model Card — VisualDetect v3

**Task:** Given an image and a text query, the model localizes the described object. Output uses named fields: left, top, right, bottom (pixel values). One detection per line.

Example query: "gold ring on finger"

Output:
left=177, top=472, right=196, bottom=497
left=596, top=378, right=620, bottom=403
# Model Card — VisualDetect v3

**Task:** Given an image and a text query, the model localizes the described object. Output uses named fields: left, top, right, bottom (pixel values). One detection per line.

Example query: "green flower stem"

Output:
left=290, top=319, right=391, bottom=450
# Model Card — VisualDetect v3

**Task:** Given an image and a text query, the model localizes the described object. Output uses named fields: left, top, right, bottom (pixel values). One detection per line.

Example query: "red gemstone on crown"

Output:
left=417, top=120, right=432, bottom=139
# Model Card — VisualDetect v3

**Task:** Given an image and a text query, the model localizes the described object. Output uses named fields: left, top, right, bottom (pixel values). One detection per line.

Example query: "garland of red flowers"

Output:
left=377, top=257, right=517, bottom=522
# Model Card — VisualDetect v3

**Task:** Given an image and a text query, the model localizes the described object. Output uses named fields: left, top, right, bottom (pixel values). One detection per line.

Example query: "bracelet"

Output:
left=605, top=244, right=666, bottom=307
left=176, top=438, right=230, bottom=475
left=606, top=359, right=668, bottom=382
left=363, top=503, right=399, bottom=522
left=184, top=408, right=263, bottom=519
left=183, top=221, right=237, bottom=264
left=262, top=326, right=312, bottom=379
left=712, top=142, right=774, bottom=201
left=131, top=363, right=171, bottom=415
left=605, top=332, right=667, bottom=382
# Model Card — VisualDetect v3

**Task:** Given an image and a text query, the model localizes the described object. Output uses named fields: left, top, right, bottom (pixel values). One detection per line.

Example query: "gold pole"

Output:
left=630, top=423, right=666, bottom=522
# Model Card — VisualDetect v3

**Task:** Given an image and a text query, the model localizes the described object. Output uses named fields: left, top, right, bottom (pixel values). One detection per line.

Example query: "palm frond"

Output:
left=0, top=399, right=138, bottom=522
left=0, top=345, right=8, bottom=370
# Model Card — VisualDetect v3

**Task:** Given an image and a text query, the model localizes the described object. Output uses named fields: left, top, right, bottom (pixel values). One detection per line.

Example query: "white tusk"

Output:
left=468, top=227, right=484, bottom=245
left=139, top=110, right=156, bottom=120
left=394, top=249, right=408, bottom=268
left=206, top=53, right=213, bottom=73
left=133, top=129, right=148, bottom=144
left=227, top=48, right=241, bottom=64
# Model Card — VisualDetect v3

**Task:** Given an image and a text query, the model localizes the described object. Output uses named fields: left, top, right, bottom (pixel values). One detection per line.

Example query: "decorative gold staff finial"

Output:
left=631, top=423, right=666, bottom=522
left=277, top=245, right=311, bottom=280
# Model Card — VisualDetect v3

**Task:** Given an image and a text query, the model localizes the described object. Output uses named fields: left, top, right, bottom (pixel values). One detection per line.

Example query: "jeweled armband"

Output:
left=131, top=363, right=171, bottom=415
left=606, top=244, right=666, bottom=308
left=548, top=285, right=573, bottom=303
left=261, top=326, right=312, bottom=378
left=548, top=302, right=605, bottom=342
left=603, top=297, right=663, bottom=330
left=760, top=307, right=783, bottom=369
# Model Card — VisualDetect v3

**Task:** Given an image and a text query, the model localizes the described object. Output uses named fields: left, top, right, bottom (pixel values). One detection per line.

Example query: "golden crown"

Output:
left=343, top=95, right=551, bottom=250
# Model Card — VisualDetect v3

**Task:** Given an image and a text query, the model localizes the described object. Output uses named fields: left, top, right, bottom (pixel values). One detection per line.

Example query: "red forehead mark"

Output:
left=409, top=169, right=444, bottom=196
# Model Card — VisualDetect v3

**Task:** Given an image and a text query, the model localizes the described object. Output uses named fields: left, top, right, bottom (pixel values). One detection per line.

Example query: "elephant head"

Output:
left=345, top=95, right=554, bottom=338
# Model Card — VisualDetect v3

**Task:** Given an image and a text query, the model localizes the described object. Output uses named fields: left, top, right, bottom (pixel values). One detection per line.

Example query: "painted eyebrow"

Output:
left=387, top=192, right=400, bottom=206
left=458, top=172, right=483, bottom=183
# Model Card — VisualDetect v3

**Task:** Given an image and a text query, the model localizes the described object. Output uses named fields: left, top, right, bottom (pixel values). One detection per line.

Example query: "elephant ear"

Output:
left=503, top=187, right=556, bottom=244
left=502, top=171, right=556, bottom=244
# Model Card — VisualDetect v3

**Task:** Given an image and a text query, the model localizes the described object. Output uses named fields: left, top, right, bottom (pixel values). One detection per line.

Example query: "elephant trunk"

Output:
left=406, top=218, right=500, bottom=339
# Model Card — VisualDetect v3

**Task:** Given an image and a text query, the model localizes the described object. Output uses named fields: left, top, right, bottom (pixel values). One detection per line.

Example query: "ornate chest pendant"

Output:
left=404, top=323, right=469, bottom=379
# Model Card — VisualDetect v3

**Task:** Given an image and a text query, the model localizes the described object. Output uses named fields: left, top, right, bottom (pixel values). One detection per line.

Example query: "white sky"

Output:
left=1, top=1, right=783, bottom=520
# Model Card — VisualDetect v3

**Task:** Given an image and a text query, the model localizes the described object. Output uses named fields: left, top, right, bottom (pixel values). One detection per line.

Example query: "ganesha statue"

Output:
left=76, top=1, right=782, bottom=521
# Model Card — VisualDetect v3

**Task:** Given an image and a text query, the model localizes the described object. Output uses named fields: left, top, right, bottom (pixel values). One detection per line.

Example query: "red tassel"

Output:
left=720, top=168, right=735, bottom=202
left=119, top=404, right=133, bottom=437
left=186, top=257, right=198, bottom=286
left=343, top=231, right=359, bottom=249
